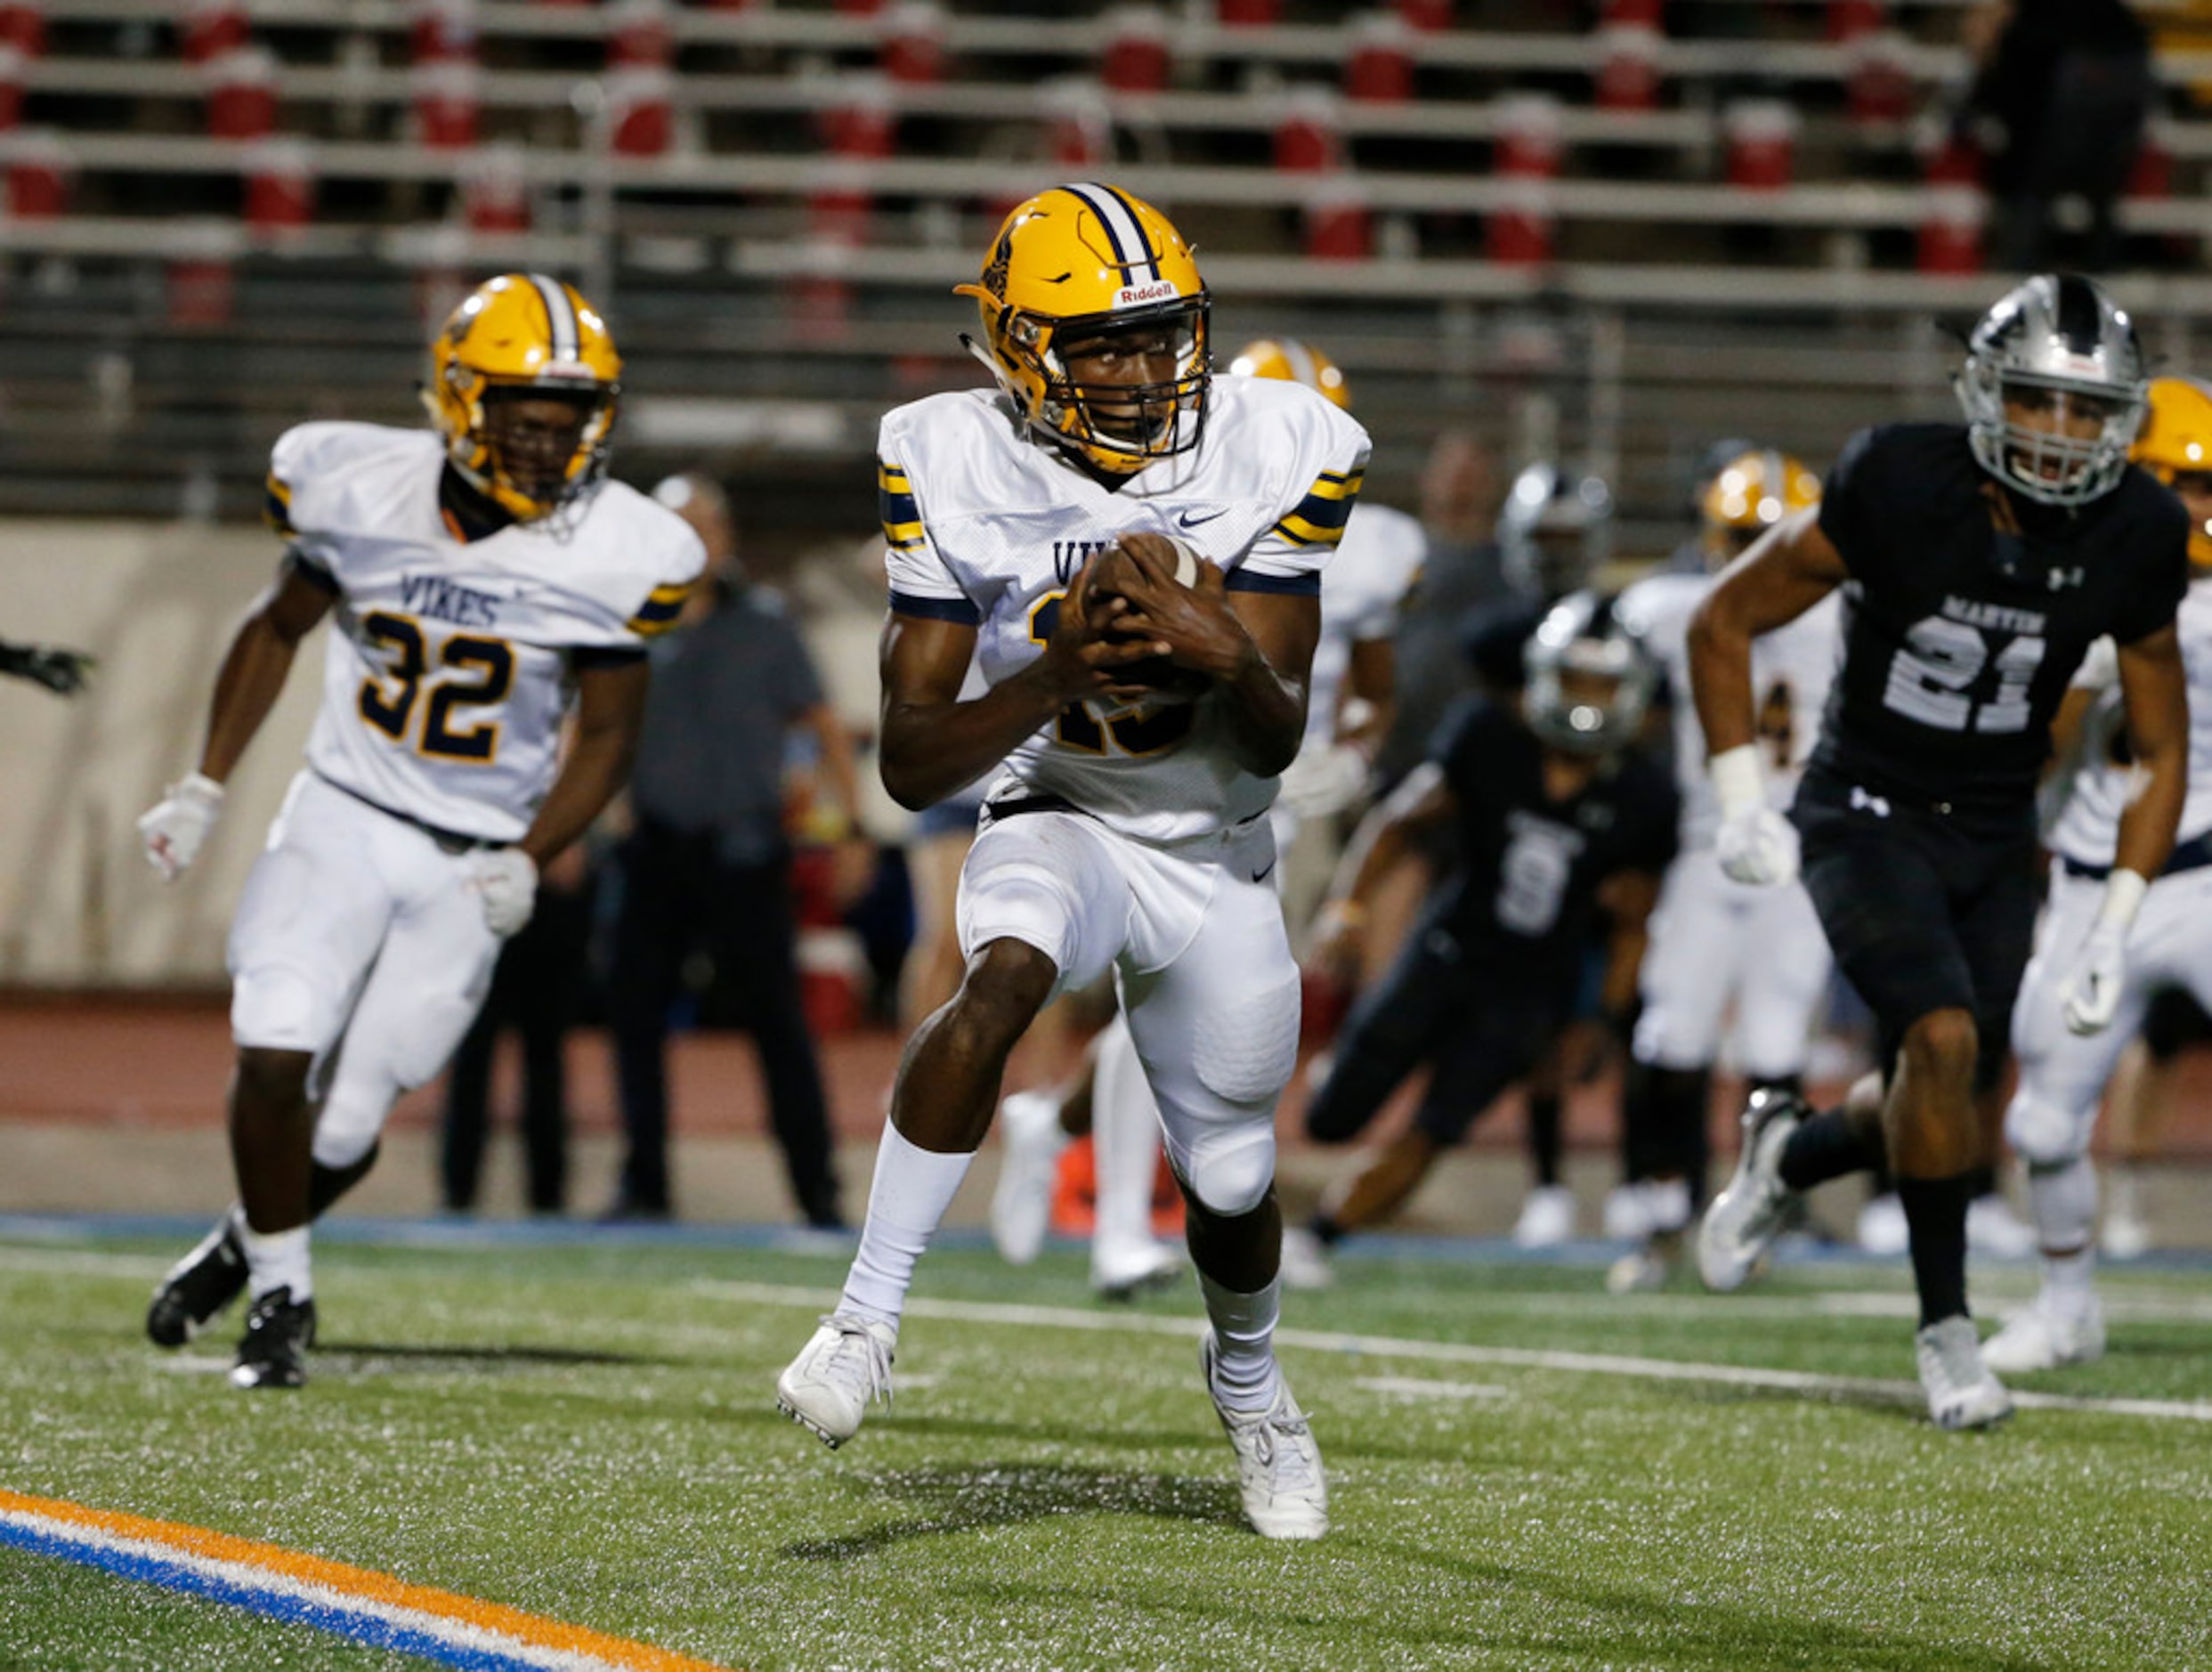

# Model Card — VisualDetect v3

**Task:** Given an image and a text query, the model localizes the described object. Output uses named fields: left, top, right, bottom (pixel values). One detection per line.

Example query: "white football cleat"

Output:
left=1277, top=1225, right=1336, bottom=1292
left=1857, top=1192, right=1909, bottom=1256
left=1915, top=1316, right=2013, bottom=1430
left=1203, top=1335, right=1327, bottom=1540
left=1697, top=1088, right=1805, bottom=1293
left=1512, top=1184, right=1575, bottom=1249
left=1092, top=1239, right=1183, bottom=1302
left=989, top=1090, right=1069, bottom=1266
left=1601, top=1182, right=1652, bottom=1243
left=775, top=1312, right=896, bottom=1449
left=1965, top=1195, right=2037, bottom=1260
left=1982, top=1296, right=2106, bottom=1374
left=2100, top=1207, right=2151, bottom=1262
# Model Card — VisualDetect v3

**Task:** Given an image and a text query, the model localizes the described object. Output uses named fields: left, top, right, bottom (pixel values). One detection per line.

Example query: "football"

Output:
left=1084, top=534, right=1210, bottom=698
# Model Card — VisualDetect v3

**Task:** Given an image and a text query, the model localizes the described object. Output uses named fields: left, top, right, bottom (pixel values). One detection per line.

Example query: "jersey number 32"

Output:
left=357, top=612, right=515, bottom=762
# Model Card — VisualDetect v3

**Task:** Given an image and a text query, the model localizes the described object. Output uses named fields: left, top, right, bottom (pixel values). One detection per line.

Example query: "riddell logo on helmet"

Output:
left=1114, top=281, right=1179, bottom=308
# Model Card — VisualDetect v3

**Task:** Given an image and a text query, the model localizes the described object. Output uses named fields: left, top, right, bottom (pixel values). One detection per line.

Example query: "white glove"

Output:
left=466, top=847, right=539, bottom=938
left=1277, top=741, right=1370, bottom=819
left=136, top=772, right=225, bottom=881
left=2058, top=869, right=2146, bottom=1035
left=1708, top=743, right=1797, bottom=887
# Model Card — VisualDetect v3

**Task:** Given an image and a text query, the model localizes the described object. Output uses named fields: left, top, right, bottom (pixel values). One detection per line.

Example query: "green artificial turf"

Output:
left=2, top=1234, right=2207, bottom=1671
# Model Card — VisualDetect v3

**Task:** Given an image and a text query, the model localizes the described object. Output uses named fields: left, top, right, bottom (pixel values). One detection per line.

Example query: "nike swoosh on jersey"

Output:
left=1252, top=859, right=1276, bottom=883
left=1178, top=508, right=1228, bottom=528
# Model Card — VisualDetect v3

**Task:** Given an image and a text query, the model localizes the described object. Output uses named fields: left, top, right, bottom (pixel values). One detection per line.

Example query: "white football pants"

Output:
left=960, top=808, right=1299, bottom=1217
left=228, top=771, right=502, bottom=1170
left=1632, top=847, right=1831, bottom=1078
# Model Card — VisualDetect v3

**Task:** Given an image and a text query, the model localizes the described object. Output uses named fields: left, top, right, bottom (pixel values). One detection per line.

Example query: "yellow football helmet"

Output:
left=1700, top=447, right=1819, bottom=568
left=955, top=183, right=1210, bottom=475
left=2132, top=376, right=2212, bottom=567
left=1229, top=337, right=1351, bottom=410
left=424, top=272, right=621, bottom=524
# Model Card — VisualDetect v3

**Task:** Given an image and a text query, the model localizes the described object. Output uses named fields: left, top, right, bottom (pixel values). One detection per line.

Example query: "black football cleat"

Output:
left=230, top=1287, right=317, bottom=1391
left=146, top=1218, right=249, bottom=1348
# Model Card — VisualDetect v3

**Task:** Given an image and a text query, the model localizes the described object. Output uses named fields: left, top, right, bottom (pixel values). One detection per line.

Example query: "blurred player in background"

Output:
left=773, top=185, right=1367, bottom=1541
left=1986, top=375, right=2212, bottom=1372
left=137, top=273, right=704, bottom=1389
left=1690, top=274, right=2188, bottom=1429
left=1454, top=463, right=1623, bottom=1247
left=1606, top=449, right=1837, bottom=1291
left=991, top=336, right=1424, bottom=1300
left=1289, top=591, right=1676, bottom=1281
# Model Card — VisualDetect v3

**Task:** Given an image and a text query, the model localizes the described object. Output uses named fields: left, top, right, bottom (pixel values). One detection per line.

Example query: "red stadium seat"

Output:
left=4, top=125, right=65, bottom=217
left=182, top=0, right=251, bottom=65
left=1725, top=99, right=1798, bottom=192
left=1100, top=6, right=1170, bottom=94
left=1346, top=12, right=1415, bottom=105
left=882, top=2, right=948, bottom=85
left=1274, top=87, right=1344, bottom=175
left=0, top=0, right=40, bottom=59
left=204, top=45, right=277, bottom=142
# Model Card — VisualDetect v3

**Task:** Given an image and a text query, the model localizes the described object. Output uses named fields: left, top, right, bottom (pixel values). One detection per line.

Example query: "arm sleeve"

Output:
left=1814, top=426, right=1884, bottom=585
left=1236, top=403, right=1373, bottom=592
left=1427, top=694, right=1493, bottom=798
left=2113, top=505, right=2191, bottom=645
left=879, top=422, right=980, bottom=624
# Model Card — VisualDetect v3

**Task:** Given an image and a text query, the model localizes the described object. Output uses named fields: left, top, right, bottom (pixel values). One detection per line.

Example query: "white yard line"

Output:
left=694, top=1279, right=2212, bottom=1424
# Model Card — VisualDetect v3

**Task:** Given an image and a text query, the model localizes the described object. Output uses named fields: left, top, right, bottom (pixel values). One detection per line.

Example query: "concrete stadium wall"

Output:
left=0, top=521, right=888, bottom=988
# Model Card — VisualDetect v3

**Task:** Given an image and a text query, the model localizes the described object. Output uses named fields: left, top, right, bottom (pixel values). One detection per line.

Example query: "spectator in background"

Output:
left=603, top=473, right=864, bottom=1229
left=440, top=840, right=597, bottom=1217
left=1374, top=430, right=1503, bottom=791
left=1963, top=0, right=2154, bottom=274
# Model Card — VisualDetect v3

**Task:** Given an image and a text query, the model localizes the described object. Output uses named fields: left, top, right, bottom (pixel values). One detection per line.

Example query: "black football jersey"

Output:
left=1811, top=423, right=2188, bottom=814
left=1427, top=696, right=1678, bottom=972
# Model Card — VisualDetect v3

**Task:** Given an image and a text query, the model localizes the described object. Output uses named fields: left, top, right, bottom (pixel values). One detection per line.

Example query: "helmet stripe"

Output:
left=527, top=272, right=579, bottom=363
left=2053, top=273, right=2103, bottom=357
left=1066, top=182, right=1160, bottom=284
left=1280, top=338, right=1319, bottom=388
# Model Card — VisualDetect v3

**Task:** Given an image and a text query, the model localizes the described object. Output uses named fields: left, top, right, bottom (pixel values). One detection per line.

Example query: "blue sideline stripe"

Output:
left=0, top=1518, right=554, bottom=1672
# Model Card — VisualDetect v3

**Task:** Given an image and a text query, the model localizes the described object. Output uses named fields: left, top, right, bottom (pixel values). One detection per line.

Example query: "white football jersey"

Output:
left=1620, top=571, right=1843, bottom=848
left=879, top=376, right=1372, bottom=842
left=1303, top=499, right=1425, bottom=751
left=271, top=422, right=706, bottom=842
left=2047, top=575, right=2212, bottom=867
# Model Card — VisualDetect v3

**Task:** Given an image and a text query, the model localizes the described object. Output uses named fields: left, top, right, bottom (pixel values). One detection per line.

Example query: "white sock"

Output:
left=2042, top=1246, right=2097, bottom=1318
left=1091, top=1016, right=1165, bottom=1272
left=839, top=1123, right=976, bottom=1329
left=239, top=1224, right=312, bottom=1302
left=1199, top=1271, right=1284, bottom=1412
left=2027, top=1155, right=2098, bottom=1254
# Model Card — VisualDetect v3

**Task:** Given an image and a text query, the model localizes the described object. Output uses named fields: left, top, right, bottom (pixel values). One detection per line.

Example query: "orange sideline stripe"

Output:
left=0, top=1489, right=737, bottom=1672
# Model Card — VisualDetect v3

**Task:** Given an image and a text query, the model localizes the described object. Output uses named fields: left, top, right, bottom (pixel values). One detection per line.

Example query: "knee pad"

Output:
left=2004, top=1089, right=2089, bottom=1169
left=2024, top=1153, right=2097, bottom=1252
left=1181, top=1122, right=1276, bottom=1219
left=231, top=965, right=336, bottom=1056
left=312, top=1076, right=393, bottom=1171
left=1190, top=974, right=1300, bottom=1108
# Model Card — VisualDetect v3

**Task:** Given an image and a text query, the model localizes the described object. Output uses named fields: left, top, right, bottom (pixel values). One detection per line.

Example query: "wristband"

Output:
left=2096, top=867, right=2148, bottom=932
left=178, top=771, right=227, bottom=807
left=1708, top=743, right=1765, bottom=821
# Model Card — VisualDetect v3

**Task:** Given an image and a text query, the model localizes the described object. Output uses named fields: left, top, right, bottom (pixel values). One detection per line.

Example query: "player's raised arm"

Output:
left=1685, top=507, right=1849, bottom=886
left=137, top=556, right=335, bottom=881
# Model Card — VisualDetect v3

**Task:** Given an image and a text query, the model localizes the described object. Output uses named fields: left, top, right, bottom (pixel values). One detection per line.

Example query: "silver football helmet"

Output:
left=1523, top=588, right=1657, bottom=756
left=1500, top=461, right=1613, bottom=601
left=1956, top=273, right=2148, bottom=508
